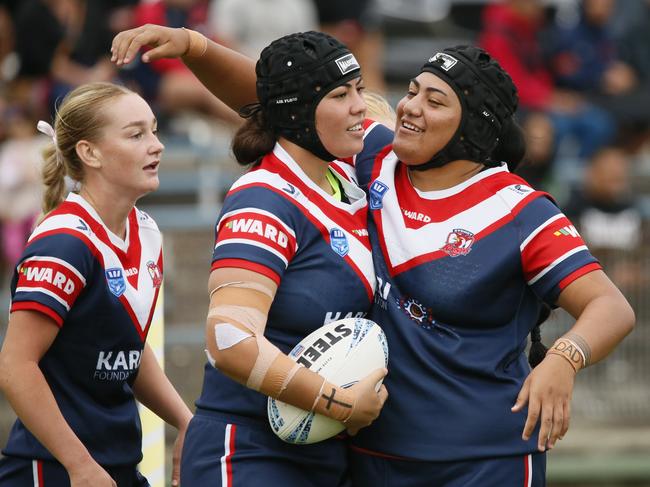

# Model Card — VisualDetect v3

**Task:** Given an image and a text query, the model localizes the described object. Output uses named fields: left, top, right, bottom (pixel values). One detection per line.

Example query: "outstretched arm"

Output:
left=111, top=24, right=257, bottom=111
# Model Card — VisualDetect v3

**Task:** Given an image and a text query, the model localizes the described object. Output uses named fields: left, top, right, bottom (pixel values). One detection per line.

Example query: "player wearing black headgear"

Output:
left=243, top=31, right=361, bottom=161
left=108, top=24, right=635, bottom=487
left=409, top=45, right=521, bottom=170
left=170, top=30, right=387, bottom=487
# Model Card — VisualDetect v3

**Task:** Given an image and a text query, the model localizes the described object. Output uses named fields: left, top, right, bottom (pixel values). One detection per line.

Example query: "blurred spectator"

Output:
left=12, top=0, right=126, bottom=113
left=516, top=111, right=556, bottom=189
left=208, top=0, right=317, bottom=59
left=0, top=1, right=16, bottom=80
left=130, top=0, right=240, bottom=125
left=0, top=109, right=45, bottom=273
left=313, top=0, right=386, bottom=93
left=479, top=0, right=615, bottom=187
left=544, top=0, right=650, bottom=150
left=544, top=0, right=624, bottom=94
left=563, top=145, right=646, bottom=293
left=564, top=146, right=642, bottom=251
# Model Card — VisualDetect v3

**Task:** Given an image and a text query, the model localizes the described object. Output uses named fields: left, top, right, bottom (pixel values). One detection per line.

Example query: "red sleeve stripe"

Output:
left=520, top=214, right=565, bottom=252
left=211, top=259, right=281, bottom=285
left=214, top=239, right=291, bottom=267
left=217, top=208, right=296, bottom=238
left=558, top=262, right=602, bottom=290
left=21, top=256, right=86, bottom=284
left=10, top=301, right=64, bottom=327
left=527, top=246, right=588, bottom=285
left=15, top=286, right=74, bottom=311
left=15, top=260, right=86, bottom=309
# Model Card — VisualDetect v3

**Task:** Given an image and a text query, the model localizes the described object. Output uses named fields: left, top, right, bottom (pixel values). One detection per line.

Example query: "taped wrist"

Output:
left=182, top=28, right=208, bottom=58
left=546, top=337, right=586, bottom=373
left=311, top=380, right=356, bottom=423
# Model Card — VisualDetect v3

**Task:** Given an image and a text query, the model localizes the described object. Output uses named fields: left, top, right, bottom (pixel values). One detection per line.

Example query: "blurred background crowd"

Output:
left=0, top=0, right=649, bottom=485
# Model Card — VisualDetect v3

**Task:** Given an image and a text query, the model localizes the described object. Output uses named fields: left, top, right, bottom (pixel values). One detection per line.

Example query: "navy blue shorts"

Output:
left=349, top=448, right=546, bottom=487
left=0, top=455, right=149, bottom=487
left=181, top=409, right=351, bottom=487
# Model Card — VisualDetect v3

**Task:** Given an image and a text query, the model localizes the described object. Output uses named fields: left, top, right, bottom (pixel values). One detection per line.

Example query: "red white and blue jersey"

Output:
left=3, top=193, right=163, bottom=466
left=349, top=122, right=601, bottom=461
left=195, top=143, right=375, bottom=419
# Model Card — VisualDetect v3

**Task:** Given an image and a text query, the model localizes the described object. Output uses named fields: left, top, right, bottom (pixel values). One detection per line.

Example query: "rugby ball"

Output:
left=268, top=317, right=388, bottom=445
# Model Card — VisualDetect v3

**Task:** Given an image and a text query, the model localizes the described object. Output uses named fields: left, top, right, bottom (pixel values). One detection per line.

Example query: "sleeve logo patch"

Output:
left=16, top=258, right=85, bottom=309
left=554, top=225, right=580, bottom=238
left=20, top=265, right=76, bottom=294
left=225, top=218, right=290, bottom=248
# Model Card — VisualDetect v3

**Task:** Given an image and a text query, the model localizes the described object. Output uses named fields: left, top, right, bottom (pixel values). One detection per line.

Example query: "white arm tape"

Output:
left=208, top=305, right=266, bottom=334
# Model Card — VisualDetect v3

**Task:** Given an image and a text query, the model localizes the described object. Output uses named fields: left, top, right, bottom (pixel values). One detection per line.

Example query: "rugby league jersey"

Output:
left=195, top=143, right=375, bottom=419
left=349, top=121, right=601, bottom=461
left=4, top=193, right=163, bottom=466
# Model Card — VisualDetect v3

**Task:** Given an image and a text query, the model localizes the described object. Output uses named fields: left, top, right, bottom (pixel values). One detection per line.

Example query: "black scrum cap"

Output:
left=255, top=31, right=361, bottom=161
left=415, top=45, right=518, bottom=170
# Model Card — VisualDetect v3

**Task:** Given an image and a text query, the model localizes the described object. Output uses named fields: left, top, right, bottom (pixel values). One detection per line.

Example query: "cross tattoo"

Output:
left=321, top=387, right=353, bottom=410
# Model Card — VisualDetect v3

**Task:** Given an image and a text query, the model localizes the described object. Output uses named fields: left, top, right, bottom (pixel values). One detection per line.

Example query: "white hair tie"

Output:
left=37, top=120, right=62, bottom=166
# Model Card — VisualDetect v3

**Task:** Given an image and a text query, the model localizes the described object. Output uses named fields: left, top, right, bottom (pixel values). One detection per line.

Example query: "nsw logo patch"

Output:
left=329, top=228, right=349, bottom=257
left=369, top=180, right=388, bottom=210
left=105, top=268, right=126, bottom=297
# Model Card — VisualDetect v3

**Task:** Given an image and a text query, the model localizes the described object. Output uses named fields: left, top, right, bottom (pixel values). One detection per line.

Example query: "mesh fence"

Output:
left=541, top=246, right=650, bottom=424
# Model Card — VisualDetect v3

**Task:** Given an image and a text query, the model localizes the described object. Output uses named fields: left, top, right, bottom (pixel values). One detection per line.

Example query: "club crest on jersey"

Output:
left=369, top=180, right=388, bottom=209
left=105, top=268, right=126, bottom=297
left=329, top=228, right=349, bottom=257
left=397, top=297, right=434, bottom=329
left=441, top=228, right=475, bottom=257
left=147, top=261, right=162, bottom=288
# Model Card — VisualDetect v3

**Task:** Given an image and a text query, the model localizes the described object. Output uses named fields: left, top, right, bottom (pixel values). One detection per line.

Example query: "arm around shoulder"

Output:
left=111, top=24, right=257, bottom=110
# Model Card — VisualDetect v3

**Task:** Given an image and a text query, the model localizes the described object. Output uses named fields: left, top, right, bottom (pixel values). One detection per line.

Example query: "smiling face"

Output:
left=90, top=93, right=164, bottom=199
left=393, top=72, right=462, bottom=165
left=314, top=76, right=367, bottom=159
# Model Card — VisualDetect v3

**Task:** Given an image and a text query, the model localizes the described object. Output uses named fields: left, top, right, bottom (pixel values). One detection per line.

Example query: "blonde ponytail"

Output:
left=40, top=144, right=67, bottom=219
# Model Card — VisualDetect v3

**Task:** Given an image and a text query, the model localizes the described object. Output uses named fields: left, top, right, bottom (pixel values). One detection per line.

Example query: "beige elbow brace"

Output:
left=206, top=289, right=301, bottom=397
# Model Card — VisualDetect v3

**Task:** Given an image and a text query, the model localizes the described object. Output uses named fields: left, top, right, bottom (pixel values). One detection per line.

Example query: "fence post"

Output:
left=139, top=287, right=166, bottom=486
